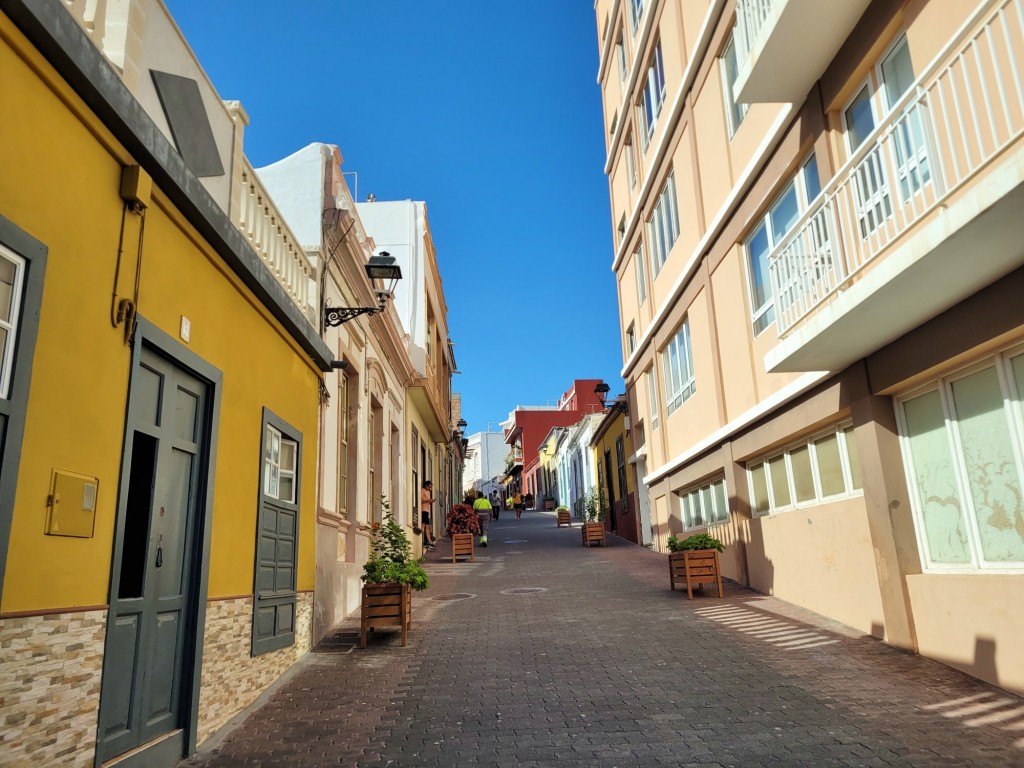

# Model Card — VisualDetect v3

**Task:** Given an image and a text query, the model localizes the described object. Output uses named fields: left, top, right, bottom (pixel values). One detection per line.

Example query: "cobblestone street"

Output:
left=184, top=512, right=1024, bottom=767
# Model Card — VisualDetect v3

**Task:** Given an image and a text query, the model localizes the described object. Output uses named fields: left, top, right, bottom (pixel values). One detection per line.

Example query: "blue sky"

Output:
left=166, top=1, right=624, bottom=432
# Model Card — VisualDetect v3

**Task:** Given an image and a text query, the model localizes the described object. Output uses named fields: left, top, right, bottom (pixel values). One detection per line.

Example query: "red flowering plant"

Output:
left=446, top=504, right=481, bottom=536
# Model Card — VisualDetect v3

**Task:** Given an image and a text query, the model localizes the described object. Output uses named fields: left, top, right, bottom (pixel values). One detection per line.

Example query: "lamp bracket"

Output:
left=324, top=293, right=389, bottom=327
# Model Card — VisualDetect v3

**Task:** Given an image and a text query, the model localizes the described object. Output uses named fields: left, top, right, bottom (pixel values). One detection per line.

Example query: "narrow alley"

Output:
left=185, top=511, right=1024, bottom=768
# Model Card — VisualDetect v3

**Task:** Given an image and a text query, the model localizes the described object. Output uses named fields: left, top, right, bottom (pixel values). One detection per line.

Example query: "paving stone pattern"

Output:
left=184, top=513, right=1024, bottom=767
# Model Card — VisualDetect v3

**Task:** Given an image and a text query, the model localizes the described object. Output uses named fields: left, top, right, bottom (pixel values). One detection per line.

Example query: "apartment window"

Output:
left=646, top=368, right=659, bottom=431
left=610, top=110, right=619, bottom=136
left=647, top=171, right=679, bottom=275
left=0, top=246, right=25, bottom=400
left=616, top=214, right=626, bottom=248
left=662, top=318, right=695, bottom=416
left=897, top=346, right=1024, bottom=571
left=410, top=426, right=419, bottom=524
left=624, top=132, right=638, bottom=189
left=616, top=30, right=628, bottom=81
left=254, top=414, right=301, bottom=655
left=626, top=323, right=636, bottom=356
left=426, top=313, right=435, bottom=363
left=337, top=370, right=350, bottom=517
left=634, top=244, right=647, bottom=306
left=844, top=35, right=927, bottom=236
left=639, top=40, right=666, bottom=147
left=747, top=423, right=862, bottom=517
left=678, top=477, right=729, bottom=530
left=744, top=154, right=821, bottom=335
left=628, top=0, right=643, bottom=33
left=721, top=33, right=748, bottom=137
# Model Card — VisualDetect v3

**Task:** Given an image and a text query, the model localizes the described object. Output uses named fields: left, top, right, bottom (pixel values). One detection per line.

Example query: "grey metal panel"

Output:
left=150, top=70, right=225, bottom=178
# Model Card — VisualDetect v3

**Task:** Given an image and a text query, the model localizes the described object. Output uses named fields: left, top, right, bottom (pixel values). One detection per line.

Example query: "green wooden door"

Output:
left=98, top=347, right=207, bottom=762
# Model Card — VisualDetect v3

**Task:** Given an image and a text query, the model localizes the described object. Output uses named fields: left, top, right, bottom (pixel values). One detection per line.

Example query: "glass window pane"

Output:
left=845, top=86, right=875, bottom=149
left=882, top=38, right=915, bottom=109
left=844, top=427, right=863, bottom=490
left=747, top=224, right=771, bottom=313
left=790, top=445, right=816, bottom=503
left=713, top=480, right=728, bottom=523
left=815, top=433, right=845, bottom=496
left=280, top=440, right=296, bottom=472
left=279, top=475, right=294, bottom=504
left=699, top=485, right=713, bottom=527
left=903, top=391, right=970, bottom=563
left=951, top=368, right=1024, bottom=562
left=0, top=258, right=16, bottom=322
left=750, top=464, right=769, bottom=514
left=770, top=183, right=800, bottom=242
left=803, top=155, right=822, bottom=202
left=1011, top=353, right=1024, bottom=420
left=768, top=455, right=791, bottom=508
left=680, top=493, right=691, bottom=527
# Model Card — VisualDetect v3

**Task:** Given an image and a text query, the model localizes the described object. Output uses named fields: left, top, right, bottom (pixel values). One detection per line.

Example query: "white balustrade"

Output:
left=734, top=0, right=776, bottom=64
left=237, top=159, right=318, bottom=325
left=769, top=0, right=1024, bottom=335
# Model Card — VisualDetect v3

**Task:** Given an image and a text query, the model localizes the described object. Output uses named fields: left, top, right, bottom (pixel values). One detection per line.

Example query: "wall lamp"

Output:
left=594, top=382, right=629, bottom=415
left=324, top=251, right=402, bottom=327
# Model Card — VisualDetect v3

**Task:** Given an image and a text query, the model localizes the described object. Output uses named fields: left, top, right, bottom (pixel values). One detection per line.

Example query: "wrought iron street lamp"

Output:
left=594, top=381, right=629, bottom=415
left=324, top=252, right=402, bottom=327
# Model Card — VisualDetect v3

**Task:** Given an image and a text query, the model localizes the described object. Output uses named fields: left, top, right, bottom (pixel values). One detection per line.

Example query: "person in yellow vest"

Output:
left=472, top=491, right=492, bottom=547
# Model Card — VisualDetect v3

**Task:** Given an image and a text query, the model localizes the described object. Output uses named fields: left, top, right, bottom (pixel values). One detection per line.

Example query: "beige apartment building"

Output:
left=595, top=0, right=1024, bottom=694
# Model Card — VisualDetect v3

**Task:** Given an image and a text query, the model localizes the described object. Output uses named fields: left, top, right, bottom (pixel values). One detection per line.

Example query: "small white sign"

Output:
left=180, top=315, right=191, bottom=342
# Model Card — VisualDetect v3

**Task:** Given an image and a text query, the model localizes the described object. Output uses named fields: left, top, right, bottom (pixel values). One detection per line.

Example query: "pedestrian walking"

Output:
left=421, top=481, right=436, bottom=549
left=489, top=491, right=500, bottom=520
left=472, top=491, right=492, bottom=547
left=513, top=490, right=524, bottom=520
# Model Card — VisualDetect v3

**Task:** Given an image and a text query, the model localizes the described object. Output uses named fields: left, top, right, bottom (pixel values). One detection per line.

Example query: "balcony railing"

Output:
left=769, top=0, right=1024, bottom=335
left=734, top=0, right=774, bottom=65
left=237, top=159, right=318, bottom=325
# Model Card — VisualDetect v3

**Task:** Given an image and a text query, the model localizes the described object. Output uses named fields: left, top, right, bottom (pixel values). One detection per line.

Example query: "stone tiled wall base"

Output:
left=196, top=594, right=312, bottom=745
left=0, top=610, right=106, bottom=768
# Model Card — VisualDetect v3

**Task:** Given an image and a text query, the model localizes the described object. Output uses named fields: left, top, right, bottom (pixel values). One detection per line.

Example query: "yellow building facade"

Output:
left=0, top=2, right=331, bottom=765
left=596, top=0, right=1024, bottom=695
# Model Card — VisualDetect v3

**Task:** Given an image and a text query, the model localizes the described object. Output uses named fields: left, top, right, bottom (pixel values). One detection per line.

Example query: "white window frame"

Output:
left=662, top=318, right=695, bottom=416
left=678, top=477, right=729, bottom=530
left=646, top=368, right=660, bottom=431
left=634, top=244, right=647, bottom=306
left=743, top=155, right=820, bottom=336
left=628, top=0, right=643, bottom=33
left=616, top=30, right=628, bottom=82
left=895, top=343, right=1024, bottom=573
left=264, top=424, right=298, bottom=504
left=747, top=422, right=862, bottom=517
left=721, top=32, right=748, bottom=138
left=647, top=170, right=679, bottom=275
left=0, top=245, right=26, bottom=400
left=638, top=40, right=666, bottom=148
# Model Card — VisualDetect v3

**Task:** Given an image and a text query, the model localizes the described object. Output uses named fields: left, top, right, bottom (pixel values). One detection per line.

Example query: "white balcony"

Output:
left=734, top=0, right=872, bottom=103
left=236, top=158, right=319, bottom=326
left=766, top=0, right=1024, bottom=373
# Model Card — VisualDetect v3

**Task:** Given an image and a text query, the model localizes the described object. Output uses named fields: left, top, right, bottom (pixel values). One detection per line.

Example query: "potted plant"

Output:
left=359, top=497, right=429, bottom=648
left=667, top=532, right=724, bottom=600
left=543, top=495, right=557, bottom=511
left=445, top=503, right=481, bottom=562
left=555, top=504, right=572, bottom=528
left=581, top=487, right=607, bottom=547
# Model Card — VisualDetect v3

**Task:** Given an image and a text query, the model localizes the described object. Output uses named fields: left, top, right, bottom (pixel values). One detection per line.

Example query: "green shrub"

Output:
left=361, top=496, right=429, bottom=591
left=667, top=532, right=724, bottom=553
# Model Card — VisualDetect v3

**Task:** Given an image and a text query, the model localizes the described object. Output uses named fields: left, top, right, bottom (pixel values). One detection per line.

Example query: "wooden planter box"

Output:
left=360, top=583, right=411, bottom=648
left=581, top=521, right=606, bottom=547
left=451, top=532, right=475, bottom=562
left=543, top=499, right=556, bottom=511
left=556, top=510, right=572, bottom=527
left=669, top=549, right=723, bottom=600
